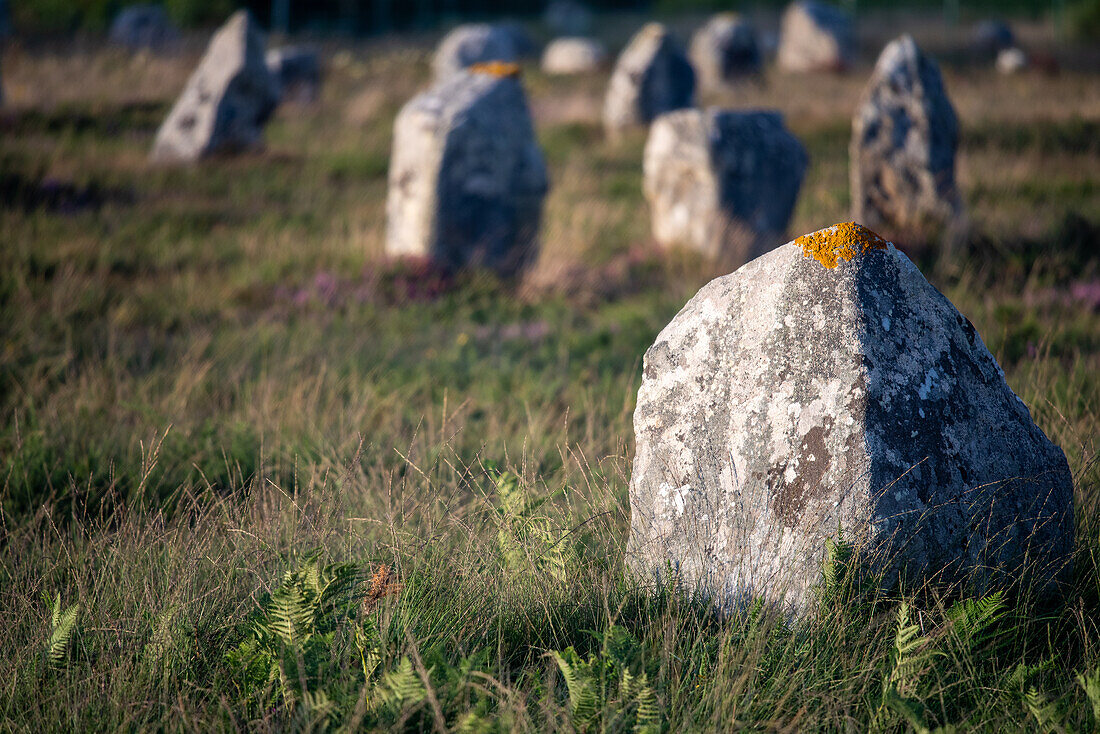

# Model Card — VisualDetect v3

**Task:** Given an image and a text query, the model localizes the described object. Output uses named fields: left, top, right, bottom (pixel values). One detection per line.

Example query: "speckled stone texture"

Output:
left=777, top=1, right=854, bottom=73
left=432, top=24, right=522, bottom=81
left=385, top=69, right=548, bottom=275
left=689, top=14, right=761, bottom=91
left=627, top=223, right=1073, bottom=614
left=603, top=23, right=695, bottom=141
left=542, top=37, right=607, bottom=75
left=151, top=10, right=278, bottom=162
left=643, top=108, right=807, bottom=265
left=851, top=35, right=964, bottom=250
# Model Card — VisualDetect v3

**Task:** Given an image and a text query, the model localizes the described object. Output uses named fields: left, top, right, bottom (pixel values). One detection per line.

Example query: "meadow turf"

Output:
left=1, top=18, right=1099, bottom=731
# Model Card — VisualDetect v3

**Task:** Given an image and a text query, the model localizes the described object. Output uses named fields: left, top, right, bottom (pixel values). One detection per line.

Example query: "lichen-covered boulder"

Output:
left=627, top=222, right=1073, bottom=614
left=542, top=37, right=607, bottom=75
left=689, top=13, right=761, bottom=90
left=432, top=24, right=523, bottom=81
left=603, top=23, right=695, bottom=140
left=544, top=0, right=593, bottom=36
left=777, top=1, right=854, bottom=73
left=151, top=10, right=278, bottom=162
left=851, top=35, right=964, bottom=249
left=385, top=63, right=548, bottom=275
left=643, top=108, right=807, bottom=265
left=266, top=45, right=322, bottom=104
left=110, top=4, right=180, bottom=51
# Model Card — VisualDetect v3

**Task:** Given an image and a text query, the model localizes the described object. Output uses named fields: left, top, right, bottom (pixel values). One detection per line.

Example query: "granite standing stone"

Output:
left=151, top=10, right=278, bottom=162
left=541, top=37, right=607, bottom=75
left=689, top=13, right=761, bottom=91
left=851, top=35, right=964, bottom=249
left=603, top=23, right=695, bottom=140
left=385, top=64, right=549, bottom=275
left=432, top=24, right=522, bottom=81
left=777, top=1, right=854, bottom=73
left=628, top=222, right=1073, bottom=615
left=266, top=45, right=322, bottom=104
left=110, top=5, right=180, bottom=51
left=643, top=108, right=807, bottom=265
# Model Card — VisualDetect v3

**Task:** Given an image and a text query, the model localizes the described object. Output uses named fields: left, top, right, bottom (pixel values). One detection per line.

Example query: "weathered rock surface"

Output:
left=689, top=13, right=761, bottom=90
left=627, top=222, right=1073, bottom=614
left=544, top=0, right=593, bottom=36
left=385, top=64, right=548, bottom=274
left=643, top=108, right=807, bottom=264
left=266, top=45, right=322, bottom=104
left=542, top=37, right=607, bottom=75
left=110, top=4, right=180, bottom=51
left=777, top=1, right=854, bottom=73
left=851, top=35, right=964, bottom=249
left=151, top=10, right=278, bottom=162
left=432, top=24, right=522, bottom=81
left=603, top=23, right=695, bottom=140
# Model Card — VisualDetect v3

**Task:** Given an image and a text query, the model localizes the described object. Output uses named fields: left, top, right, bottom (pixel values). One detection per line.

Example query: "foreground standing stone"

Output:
left=627, top=222, right=1073, bottom=614
left=603, top=23, right=695, bottom=140
left=542, top=37, right=607, bottom=75
left=110, top=4, right=180, bottom=51
left=432, top=24, right=523, bottom=81
left=689, top=13, right=761, bottom=91
left=385, top=63, right=548, bottom=275
left=151, top=10, right=278, bottom=162
left=643, top=109, right=807, bottom=264
left=777, top=1, right=854, bottom=73
left=266, top=45, right=322, bottom=104
left=851, top=35, right=964, bottom=249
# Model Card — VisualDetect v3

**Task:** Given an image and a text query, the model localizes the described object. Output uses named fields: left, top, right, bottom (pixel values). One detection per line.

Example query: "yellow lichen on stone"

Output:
left=795, top=222, right=889, bottom=269
left=468, top=61, right=522, bottom=78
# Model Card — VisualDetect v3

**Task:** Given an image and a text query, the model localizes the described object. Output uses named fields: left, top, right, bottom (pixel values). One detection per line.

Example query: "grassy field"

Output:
left=2, top=13, right=1100, bottom=731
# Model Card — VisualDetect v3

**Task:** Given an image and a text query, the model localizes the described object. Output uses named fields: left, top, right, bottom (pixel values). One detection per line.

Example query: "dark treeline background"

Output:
left=8, top=0, right=1079, bottom=35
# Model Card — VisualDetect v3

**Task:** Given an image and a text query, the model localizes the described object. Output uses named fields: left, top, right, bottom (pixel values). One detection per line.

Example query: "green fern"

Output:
left=487, top=464, right=570, bottom=583
left=46, top=593, right=80, bottom=668
left=945, top=592, right=1006, bottom=652
left=373, top=656, right=427, bottom=713
left=1024, top=687, right=1065, bottom=732
left=1077, top=668, right=1100, bottom=724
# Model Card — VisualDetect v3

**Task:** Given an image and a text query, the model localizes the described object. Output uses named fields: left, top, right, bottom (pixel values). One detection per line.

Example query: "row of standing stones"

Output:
left=143, top=7, right=1072, bottom=614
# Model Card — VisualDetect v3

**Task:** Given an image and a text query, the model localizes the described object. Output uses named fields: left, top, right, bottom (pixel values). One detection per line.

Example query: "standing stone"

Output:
left=110, top=5, right=180, bottom=51
left=151, top=10, right=278, bottom=162
left=851, top=35, right=963, bottom=249
left=266, top=45, right=322, bottom=104
left=627, top=222, right=1073, bottom=615
left=972, top=20, right=1015, bottom=59
left=385, top=64, right=549, bottom=275
left=643, top=109, right=807, bottom=265
left=777, top=1, right=854, bottom=73
left=689, top=13, right=761, bottom=91
left=544, top=0, right=593, bottom=36
left=432, top=24, right=522, bottom=81
left=996, top=47, right=1029, bottom=75
left=541, top=37, right=607, bottom=75
left=603, top=23, right=695, bottom=141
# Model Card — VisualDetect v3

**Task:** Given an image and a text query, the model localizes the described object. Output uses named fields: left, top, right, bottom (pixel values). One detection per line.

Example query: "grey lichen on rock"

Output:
left=851, top=35, right=965, bottom=252
left=627, top=222, right=1073, bottom=615
left=385, top=66, right=548, bottom=275
left=151, top=10, right=278, bottom=162
left=643, top=108, right=807, bottom=266
left=689, top=13, right=761, bottom=91
left=603, top=23, right=695, bottom=141
left=777, top=1, right=854, bottom=73
left=432, top=24, right=523, bottom=81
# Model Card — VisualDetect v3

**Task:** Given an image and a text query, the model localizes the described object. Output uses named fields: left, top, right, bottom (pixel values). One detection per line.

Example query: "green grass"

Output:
left=2, top=26, right=1100, bottom=731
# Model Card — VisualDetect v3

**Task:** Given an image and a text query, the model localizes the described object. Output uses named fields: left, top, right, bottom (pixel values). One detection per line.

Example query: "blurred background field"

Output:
left=1, top=2, right=1099, bottom=730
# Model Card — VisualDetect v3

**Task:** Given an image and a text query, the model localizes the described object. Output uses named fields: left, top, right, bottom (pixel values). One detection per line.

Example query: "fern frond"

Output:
left=266, top=585, right=315, bottom=648
left=947, top=592, right=1006, bottom=652
left=551, top=648, right=600, bottom=727
left=47, top=600, right=80, bottom=668
left=376, top=657, right=426, bottom=711
left=1024, top=687, right=1063, bottom=731
left=1077, top=668, right=1100, bottom=723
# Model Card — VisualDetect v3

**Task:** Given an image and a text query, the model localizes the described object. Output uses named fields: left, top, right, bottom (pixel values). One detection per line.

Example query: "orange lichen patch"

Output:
left=469, top=61, right=522, bottom=78
left=795, top=222, right=889, bottom=269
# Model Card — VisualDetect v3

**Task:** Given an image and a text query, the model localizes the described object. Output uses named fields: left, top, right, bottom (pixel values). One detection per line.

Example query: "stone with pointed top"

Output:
left=603, top=23, right=695, bottom=140
left=851, top=35, right=964, bottom=250
left=627, top=222, right=1073, bottom=614
left=777, top=1, right=854, bottom=73
left=690, top=13, right=761, bottom=90
left=151, top=10, right=278, bottom=162
left=643, top=108, right=807, bottom=265
left=385, top=67, right=548, bottom=275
